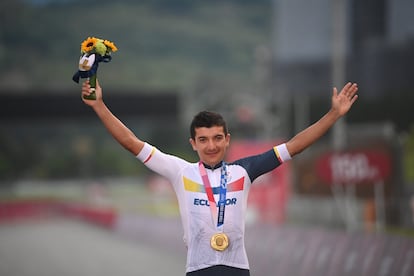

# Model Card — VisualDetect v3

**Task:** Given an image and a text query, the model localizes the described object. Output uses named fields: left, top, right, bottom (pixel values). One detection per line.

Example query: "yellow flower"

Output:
left=81, top=37, right=98, bottom=53
left=103, top=40, right=118, bottom=53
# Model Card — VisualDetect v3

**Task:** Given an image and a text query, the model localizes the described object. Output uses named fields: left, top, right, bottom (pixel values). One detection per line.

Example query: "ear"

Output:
left=189, top=138, right=197, bottom=151
left=225, top=133, right=231, bottom=147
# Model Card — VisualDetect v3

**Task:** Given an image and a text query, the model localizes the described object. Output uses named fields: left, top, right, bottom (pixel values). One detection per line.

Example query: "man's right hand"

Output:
left=81, top=79, right=102, bottom=106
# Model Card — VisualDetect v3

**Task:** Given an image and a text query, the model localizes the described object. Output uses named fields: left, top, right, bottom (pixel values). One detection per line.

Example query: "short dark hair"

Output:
left=190, top=111, right=228, bottom=139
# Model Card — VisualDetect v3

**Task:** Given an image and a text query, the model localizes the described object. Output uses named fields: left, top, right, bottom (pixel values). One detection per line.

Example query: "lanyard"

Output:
left=198, top=161, right=228, bottom=230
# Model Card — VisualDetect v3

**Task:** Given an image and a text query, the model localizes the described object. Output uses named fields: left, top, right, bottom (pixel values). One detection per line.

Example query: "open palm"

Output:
left=332, top=82, right=358, bottom=116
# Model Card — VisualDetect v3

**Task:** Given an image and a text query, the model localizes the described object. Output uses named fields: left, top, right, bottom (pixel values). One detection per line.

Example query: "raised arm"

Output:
left=286, top=82, right=358, bottom=157
left=81, top=80, right=145, bottom=155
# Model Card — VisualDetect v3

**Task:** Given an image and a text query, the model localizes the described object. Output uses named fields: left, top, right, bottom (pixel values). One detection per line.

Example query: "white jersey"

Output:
left=136, top=142, right=291, bottom=273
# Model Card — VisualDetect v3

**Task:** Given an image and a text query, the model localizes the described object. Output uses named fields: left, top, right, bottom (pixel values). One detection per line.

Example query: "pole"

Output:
left=332, top=0, right=347, bottom=151
left=331, top=0, right=359, bottom=231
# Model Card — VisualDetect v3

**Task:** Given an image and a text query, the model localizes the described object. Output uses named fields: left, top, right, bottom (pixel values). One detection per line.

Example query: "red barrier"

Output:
left=0, top=200, right=61, bottom=222
left=60, top=204, right=117, bottom=228
left=0, top=200, right=117, bottom=228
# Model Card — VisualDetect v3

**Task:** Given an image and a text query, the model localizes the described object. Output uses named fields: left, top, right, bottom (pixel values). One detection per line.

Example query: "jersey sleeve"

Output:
left=274, top=143, right=291, bottom=163
left=233, top=143, right=291, bottom=182
left=136, top=142, right=189, bottom=180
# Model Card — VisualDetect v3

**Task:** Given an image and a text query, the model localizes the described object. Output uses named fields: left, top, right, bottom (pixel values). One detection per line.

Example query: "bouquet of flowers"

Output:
left=72, top=36, right=118, bottom=100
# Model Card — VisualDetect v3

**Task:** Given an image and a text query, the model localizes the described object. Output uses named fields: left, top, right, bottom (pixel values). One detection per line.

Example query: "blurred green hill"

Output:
left=0, top=0, right=272, bottom=92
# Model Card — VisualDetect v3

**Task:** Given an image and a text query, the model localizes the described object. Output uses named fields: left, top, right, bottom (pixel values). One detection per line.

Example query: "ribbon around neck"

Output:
left=198, top=161, right=228, bottom=230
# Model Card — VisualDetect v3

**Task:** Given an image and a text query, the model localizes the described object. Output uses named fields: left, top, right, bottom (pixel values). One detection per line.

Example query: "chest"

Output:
left=181, top=166, right=248, bottom=214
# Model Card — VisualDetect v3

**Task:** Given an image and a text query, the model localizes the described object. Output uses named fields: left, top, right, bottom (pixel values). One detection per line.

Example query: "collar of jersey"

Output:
left=201, top=161, right=224, bottom=170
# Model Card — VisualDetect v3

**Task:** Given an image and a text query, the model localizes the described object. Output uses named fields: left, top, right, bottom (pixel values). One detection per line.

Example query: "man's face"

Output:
left=189, top=126, right=230, bottom=167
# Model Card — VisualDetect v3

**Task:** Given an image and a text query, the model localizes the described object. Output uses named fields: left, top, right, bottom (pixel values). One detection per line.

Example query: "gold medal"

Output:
left=210, top=233, right=229, bottom=251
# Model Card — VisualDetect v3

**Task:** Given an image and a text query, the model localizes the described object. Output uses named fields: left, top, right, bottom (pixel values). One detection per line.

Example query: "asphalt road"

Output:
left=0, top=219, right=186, bottom=276
left=1, top=215, right=413, bottom=276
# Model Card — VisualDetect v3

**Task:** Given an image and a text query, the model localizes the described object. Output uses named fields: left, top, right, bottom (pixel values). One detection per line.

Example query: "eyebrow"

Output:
left=197, top=134, right=225, bottom=140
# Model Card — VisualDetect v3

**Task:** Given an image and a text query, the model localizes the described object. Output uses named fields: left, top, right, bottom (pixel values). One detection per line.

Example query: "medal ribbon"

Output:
left=198, top=161, right=228, bottom=230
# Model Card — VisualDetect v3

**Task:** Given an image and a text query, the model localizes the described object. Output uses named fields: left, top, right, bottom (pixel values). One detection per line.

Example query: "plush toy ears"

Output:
left=72, top=53, right=113, bottom=83
left=78, top=53, right=96, bottom=71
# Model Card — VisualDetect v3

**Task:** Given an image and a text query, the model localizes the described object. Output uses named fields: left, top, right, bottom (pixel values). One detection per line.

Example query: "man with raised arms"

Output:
left=80, top=80, right=358, bottom=276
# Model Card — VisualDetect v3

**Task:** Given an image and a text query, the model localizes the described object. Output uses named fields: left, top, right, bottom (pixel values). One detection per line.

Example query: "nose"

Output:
left=206, top=139, right=216, bottom=151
